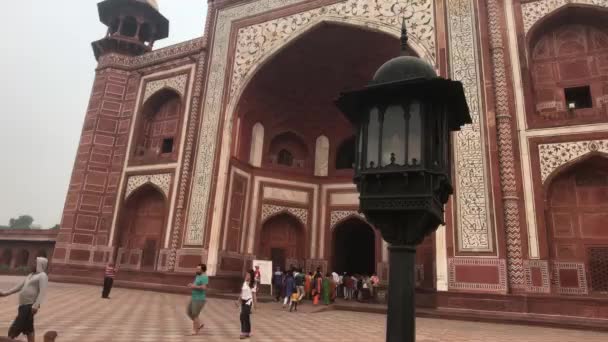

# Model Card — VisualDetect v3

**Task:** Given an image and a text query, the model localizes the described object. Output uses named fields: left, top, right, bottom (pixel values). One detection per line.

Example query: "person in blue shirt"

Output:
left=187, top=263, right=208, bottom=335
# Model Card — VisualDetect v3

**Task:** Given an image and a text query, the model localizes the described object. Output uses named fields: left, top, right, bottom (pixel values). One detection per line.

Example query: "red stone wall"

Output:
left=529, top=22, right=608, bottom=127
left=57, top=68, right=140, bottom=265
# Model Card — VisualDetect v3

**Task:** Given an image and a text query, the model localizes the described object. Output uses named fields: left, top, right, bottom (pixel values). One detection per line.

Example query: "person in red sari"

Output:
left=304, top=272, right=312, bottom=300
left=312, top=269, right=322, bottom=305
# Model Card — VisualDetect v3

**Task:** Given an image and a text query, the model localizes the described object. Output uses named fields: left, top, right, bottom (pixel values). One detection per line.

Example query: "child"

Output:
left=289, top=291, right=299, bottom=312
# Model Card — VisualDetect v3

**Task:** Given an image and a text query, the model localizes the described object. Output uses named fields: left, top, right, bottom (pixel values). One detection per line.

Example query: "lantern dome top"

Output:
left=372, top=55, right=437, bottom=84
left=371, top=18, right=436, bottom=84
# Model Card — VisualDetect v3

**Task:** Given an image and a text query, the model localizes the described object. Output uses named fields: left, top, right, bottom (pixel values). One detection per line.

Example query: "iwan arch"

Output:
left=53, top=0, right=608, bottom=322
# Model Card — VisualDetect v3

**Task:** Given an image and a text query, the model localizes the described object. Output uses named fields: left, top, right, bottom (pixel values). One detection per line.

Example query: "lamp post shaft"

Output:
left=386, top=245, right=417, bottom=342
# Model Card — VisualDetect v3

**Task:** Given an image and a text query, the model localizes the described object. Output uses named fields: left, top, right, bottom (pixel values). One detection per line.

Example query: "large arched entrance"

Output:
left=546, top=155, right=608, bottom=294
left=118, top=185, right=167, bottom=270
left=333, top=218, right=375, bottom=275
left=258, top=213, right=305, bottom=271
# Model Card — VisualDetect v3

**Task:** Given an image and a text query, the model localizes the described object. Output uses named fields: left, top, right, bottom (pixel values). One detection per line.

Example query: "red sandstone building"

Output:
left=51, top=0, right=608, bottom=320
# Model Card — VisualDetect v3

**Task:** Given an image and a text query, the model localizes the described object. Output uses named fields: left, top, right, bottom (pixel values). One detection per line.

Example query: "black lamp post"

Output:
left=335, top=20, right=471, bottom=342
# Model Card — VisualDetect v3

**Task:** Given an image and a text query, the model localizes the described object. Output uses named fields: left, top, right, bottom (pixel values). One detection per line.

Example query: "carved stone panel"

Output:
left=260, top=204, right=308, bottom=227
left=125, top=173, right=172, bottom=199
left=143, top=74, right=189, bottom=103
left=539, top=140, right=608, bottom=183
left=447, top=0, right=492, bottom=252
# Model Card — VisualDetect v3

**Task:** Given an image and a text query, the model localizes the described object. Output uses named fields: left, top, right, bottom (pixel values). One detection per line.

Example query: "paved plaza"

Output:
left=0, top=276, right=607, bottom=342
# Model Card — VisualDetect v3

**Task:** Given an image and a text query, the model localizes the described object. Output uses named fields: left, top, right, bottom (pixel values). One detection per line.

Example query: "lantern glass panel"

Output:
left=367, top=107, right=380, bottom=167
left=408, top=101, right=422, bottom=165
left=381, top=105, right=406, bottom=165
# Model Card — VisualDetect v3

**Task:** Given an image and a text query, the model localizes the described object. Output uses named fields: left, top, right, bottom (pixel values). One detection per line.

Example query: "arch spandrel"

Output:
left=260, top=204, right=308, bottom=227
left=230, top=2, right=437, bottom=98
left=538, top=140, right=608, bottom=185
left=143, top=74, right=188, bottom=103
left=522, top=0, right=608, bottom=34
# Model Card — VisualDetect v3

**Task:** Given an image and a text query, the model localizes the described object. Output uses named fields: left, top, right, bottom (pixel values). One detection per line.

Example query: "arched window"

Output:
left=336, top=136, right=356, bottom=169
left=268, top=131, right=308, bottom=168
left=545, top=155, right=608, bottom=294
left=134, top=90, right=182, bottom=164
left=277, top=149, right=294, bottom=166
left=121, top=16, right=138, bottom=37
left=109, top=18, right=120, bottom=35
left=528, top=9, right=608, bottom=123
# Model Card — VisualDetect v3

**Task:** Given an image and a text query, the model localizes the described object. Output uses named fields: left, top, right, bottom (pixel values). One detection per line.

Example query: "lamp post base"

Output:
left=386, top=245, right=416, bottom=342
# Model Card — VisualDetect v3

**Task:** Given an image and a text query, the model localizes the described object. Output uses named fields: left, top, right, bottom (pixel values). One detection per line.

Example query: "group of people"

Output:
left=272, top=266, right=381, bottom=309
left=0, top=259, right=381, bottom=341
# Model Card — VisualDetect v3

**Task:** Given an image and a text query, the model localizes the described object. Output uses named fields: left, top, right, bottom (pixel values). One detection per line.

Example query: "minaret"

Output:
left=92, top=0, right=169, bottom=60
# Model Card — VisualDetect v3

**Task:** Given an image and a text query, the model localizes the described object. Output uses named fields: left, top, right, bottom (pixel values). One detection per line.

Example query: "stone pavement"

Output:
left=1, top=276, right=607, bottom=342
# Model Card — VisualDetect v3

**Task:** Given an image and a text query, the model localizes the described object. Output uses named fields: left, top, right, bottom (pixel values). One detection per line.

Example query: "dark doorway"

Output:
left=333, top=218, right=375, bottom=275
left=271, top=248, right=286, bottom=272
left=141, top=238, right=158, bottom=269
left=258, top=214, right=305, bottom=270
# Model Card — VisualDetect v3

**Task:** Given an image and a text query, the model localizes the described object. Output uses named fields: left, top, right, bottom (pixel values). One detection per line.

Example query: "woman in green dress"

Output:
left=322, top=273, right=331, bottom=305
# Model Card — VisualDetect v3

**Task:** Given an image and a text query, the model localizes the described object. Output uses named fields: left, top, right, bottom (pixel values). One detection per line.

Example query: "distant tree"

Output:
left=8, top=215, right=34, bottom=229
left=50, top=224, right=60, bottom=229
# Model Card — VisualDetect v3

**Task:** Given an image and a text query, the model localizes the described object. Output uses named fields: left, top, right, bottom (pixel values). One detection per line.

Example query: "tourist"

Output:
left=304, top=271, right=312, bottom=300
left=254, top=265, right=261, bottom=288
left=331, top=271, right=340, bottom=298
left=322, top=273, right=331, bottom=305
left=186, top=263, right=208, bottom=336
left=370, top=273, right=380, bottom=300
left=289, top=286, right=299, bottom=312
left=312, top=270, right=322, bottom=305
left=101, top=262, right=117, bottom=299
left=338, top=272, right=345, bottom=298
left=343, top=273, right=351, bottom=300
left=272, top=267, right=282, bottom=301
left=0, top=257, right=49, bottom=342
left=237, top=269, right=256, bottom=339
left=351, top=274, right=359, bottom=301
left=295, top=268, right=305, bottom=301
left=283, top=270, right=295, bottom=308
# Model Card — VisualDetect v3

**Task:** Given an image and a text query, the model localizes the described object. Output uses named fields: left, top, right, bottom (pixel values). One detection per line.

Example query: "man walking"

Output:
left=186, top=263, right=209, bottom=335
left=101, top=262, right=117, bottom=299
left=295, top=268, right=305, bottom=302
left=272, top=266, right=282, bottom=301
left=0, top=257, right=49, bottom=342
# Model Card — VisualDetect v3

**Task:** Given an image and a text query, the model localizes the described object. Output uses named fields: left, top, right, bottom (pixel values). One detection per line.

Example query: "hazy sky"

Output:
left=0, top=1, right=208, bottom=228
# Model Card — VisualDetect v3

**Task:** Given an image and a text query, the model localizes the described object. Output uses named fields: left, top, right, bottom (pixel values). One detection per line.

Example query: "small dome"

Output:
left=136, top=0, right=159, bottom=11
left=372, top=56, right=437, bottom=84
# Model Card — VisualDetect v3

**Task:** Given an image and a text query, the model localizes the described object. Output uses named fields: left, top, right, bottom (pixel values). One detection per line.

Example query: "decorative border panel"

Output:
left=230, top=0, right=436, bottom=97
left=97, top=38, right=205, bottom=70
left=448, top=258, right=508, bottom=292
left=521, top=0, right=608, bottom=33
left=260, top=204, right=308, bottom=226
left=539, top=140, right=608, bottom=183
left=125, top=173, right=171, bottom=199
left=143, top=74, right=189, bottom=102
left=329, top=210, right=366, bottom=230
left=552, top=261, right=588, bottom=295
left=185, top=0, right=438, bottom=246
left=524, top=259, right=551, bottom=293
left=447, top=0, right=492, bottom=252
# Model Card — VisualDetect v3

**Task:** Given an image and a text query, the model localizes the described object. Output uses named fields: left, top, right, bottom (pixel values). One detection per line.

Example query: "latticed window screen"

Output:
left=588, top=247, right=608, bottom=292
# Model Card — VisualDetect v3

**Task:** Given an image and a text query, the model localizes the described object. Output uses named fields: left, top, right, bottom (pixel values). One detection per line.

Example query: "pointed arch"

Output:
left=260, top=204, right=308, bottom=228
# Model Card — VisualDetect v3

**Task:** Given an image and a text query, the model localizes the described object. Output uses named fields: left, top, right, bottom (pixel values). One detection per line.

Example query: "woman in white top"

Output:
left=238, top=270, right=256, bottom=339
